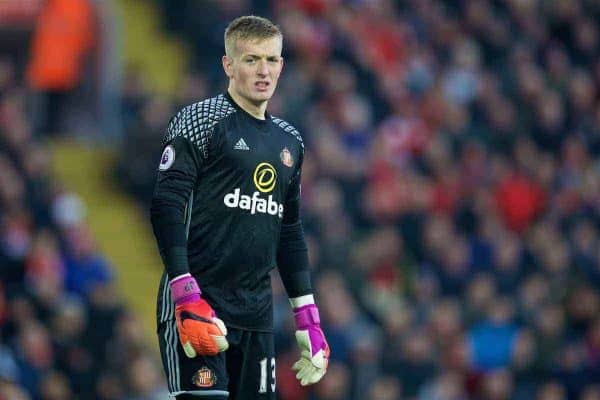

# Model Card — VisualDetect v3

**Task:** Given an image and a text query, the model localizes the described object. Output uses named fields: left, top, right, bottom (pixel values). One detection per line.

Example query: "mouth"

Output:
left=255, top=81, right=270, bottom=91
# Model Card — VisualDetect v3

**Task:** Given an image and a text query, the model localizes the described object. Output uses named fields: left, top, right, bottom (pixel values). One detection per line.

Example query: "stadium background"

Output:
left=1, top=0, right=600, bottom=399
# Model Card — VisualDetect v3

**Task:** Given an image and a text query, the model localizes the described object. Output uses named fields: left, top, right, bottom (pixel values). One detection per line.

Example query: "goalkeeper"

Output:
left=150, top=15, right=329, bottom=400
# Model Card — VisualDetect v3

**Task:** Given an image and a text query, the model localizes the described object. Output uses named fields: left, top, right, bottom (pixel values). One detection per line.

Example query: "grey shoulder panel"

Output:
left=163, top=94, right=237, bottom=159
left=270, top=116, right=304, bottom=150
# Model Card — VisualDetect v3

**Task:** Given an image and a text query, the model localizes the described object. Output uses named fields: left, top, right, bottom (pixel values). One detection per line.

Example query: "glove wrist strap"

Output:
left=289, top=294, right=315, bottom=308
left=170, top=273, right=201, bottom=305
left=294, top=304, right=320, bottom=329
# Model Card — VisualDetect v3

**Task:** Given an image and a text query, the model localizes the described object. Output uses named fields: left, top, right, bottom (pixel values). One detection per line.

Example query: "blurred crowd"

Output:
left=0, top=23, right=168, bottom=400
left=118, top=0, right=600, bottom=399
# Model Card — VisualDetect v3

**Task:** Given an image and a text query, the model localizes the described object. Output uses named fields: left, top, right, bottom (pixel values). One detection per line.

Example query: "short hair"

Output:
left=224, top=15, right=282, bottom=57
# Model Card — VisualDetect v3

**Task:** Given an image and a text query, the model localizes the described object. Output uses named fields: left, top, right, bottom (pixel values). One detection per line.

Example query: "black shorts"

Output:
left=158, top=319, right=276, bottom=399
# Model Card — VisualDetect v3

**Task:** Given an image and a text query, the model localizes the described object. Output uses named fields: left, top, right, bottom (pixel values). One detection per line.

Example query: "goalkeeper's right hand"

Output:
left=170, top=273, right=228, bottom=357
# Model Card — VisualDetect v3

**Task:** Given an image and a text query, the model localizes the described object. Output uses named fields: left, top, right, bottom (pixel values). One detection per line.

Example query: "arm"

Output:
left=150, top=113, right=227, bottom=357
left=150, top=134, right=199, bottom=279
left=277, top=152, right=330, bottom=386
left=277, top=168, right=311, bottom=299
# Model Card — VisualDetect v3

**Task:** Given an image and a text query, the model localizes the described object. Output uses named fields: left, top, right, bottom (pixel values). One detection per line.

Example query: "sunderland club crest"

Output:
left=192, top=366, right=217, bottom=388
left=280, top=147, right=294, bottom=167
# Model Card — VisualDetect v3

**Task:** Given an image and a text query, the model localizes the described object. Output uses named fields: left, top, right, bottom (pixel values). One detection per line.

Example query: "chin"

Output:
left=251, top=91, right=273, bottom=102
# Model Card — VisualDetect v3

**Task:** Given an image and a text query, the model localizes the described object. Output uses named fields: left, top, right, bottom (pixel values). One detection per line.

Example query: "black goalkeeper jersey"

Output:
left=153, top=93, right=304, bottom=331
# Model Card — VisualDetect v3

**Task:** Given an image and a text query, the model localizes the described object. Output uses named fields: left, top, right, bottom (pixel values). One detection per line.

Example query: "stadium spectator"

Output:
left=26, top=0, right=96, bottom=136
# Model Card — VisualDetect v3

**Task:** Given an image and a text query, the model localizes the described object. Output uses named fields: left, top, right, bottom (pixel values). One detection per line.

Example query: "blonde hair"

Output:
left=224, top=15, right=282, bottom=57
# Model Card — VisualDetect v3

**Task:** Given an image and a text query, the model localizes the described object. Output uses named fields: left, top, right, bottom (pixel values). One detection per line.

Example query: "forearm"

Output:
left=277, top=220, right=312, bottom=298
left=150, top=200, right=190, bottom=278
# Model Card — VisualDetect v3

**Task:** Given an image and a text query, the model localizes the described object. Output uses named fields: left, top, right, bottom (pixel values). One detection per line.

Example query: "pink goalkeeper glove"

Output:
left=291, top=298, right=330, bottom=386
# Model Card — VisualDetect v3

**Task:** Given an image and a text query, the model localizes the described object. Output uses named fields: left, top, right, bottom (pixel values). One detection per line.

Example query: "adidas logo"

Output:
left=234, top=138, right=250, bottom=151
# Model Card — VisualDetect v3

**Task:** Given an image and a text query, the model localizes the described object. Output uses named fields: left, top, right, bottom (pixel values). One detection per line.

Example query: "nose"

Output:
left=257, top=60, right=269, bottom=76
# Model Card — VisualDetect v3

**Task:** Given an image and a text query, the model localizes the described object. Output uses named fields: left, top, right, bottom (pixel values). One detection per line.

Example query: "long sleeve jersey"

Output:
left=152, top=92, right=304, bottom=331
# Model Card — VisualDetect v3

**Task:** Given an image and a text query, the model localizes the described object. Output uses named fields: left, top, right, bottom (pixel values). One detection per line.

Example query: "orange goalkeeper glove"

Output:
left=170, top=273, right=228, bottom=357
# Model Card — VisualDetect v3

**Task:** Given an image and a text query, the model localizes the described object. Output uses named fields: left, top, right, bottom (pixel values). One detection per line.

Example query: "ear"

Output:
left=222, top=55, right=233, bottom=79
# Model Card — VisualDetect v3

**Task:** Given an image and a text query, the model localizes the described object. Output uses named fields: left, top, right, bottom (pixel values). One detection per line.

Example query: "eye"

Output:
left=245, top=58, right=256, bottom=64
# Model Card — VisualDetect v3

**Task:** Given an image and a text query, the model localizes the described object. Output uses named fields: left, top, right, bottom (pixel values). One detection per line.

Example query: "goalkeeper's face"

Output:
left=224, top=37, right=283, bottom=106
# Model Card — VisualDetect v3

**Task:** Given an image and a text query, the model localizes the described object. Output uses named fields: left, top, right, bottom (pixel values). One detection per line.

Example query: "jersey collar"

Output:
left=224, top=91, right=270, bottom=129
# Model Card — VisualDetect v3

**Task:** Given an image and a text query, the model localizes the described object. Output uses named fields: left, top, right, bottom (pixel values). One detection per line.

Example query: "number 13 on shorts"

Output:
left=259, top=357, right=276, bottom=393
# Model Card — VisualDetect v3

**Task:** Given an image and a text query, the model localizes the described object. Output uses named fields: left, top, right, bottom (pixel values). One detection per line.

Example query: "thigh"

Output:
left=227, top=330, right=276, bottom=400
left=158, top=319, right=230, bottom=398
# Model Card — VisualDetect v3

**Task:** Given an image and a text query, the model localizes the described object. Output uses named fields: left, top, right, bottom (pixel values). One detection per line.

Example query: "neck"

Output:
left=227, top=87, right=267, bottom=120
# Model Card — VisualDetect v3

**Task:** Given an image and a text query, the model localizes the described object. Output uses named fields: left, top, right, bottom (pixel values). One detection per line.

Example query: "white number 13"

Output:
left=259, top=357, right=276, bottom=393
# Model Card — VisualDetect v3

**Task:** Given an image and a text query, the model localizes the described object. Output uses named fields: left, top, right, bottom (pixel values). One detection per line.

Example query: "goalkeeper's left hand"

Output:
left=291, top=298, right=330, bottom=386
